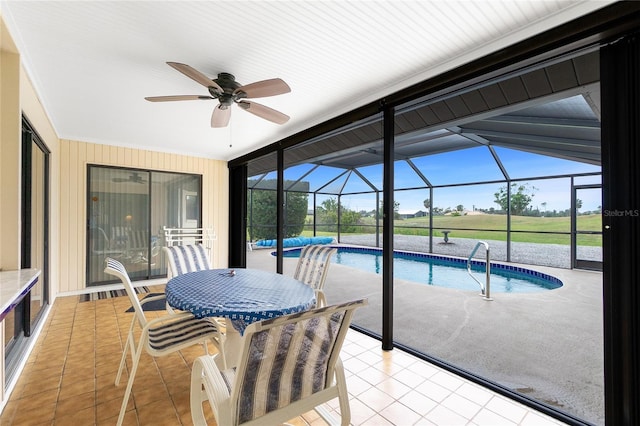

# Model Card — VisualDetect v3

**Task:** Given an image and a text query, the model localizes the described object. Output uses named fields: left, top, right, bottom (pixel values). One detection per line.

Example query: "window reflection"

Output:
left=87, top=166, right=201, bottom=284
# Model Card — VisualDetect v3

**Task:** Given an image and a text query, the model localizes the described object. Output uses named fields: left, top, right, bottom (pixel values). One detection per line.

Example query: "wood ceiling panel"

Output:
left=499, top=77, right=529, bottom=104
left=521, top=68, right=553, bottom=98
left=415, top=107, right=440, bottom=127
left=430, top=101, right=456, bottom=123
left=573, top=51, right=600, bottom=85
left=444, top=97, right=472, bottom=118
left=460, top=90, right=490, bottom=114
left=479, top=85, right=509, bottom=109
left=546, top=60, right=580, bottom=92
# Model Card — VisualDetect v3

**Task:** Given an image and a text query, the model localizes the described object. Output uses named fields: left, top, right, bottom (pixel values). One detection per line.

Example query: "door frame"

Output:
left=571, top=183, right=602, bottom=270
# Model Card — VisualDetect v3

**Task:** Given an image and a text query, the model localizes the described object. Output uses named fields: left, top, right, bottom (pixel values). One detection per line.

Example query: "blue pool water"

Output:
left=280, top=246, right=563, bottom=293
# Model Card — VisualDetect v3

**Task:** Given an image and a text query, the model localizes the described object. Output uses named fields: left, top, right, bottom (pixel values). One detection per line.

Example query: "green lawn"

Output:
left=397, top=214, right=602, bottom=245
left=301, top=213, right=603, bottom=246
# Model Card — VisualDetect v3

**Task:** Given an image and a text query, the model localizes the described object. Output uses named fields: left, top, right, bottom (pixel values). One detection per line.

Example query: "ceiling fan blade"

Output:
left=234, top=78, right=291, bottom=99
left=145, top=95, right=213, bottom=102
left=237, top=101, right=290, bottom=125
left=211, top=105, right=231, bottom=128
left=166, top=62, right=224, bottom=93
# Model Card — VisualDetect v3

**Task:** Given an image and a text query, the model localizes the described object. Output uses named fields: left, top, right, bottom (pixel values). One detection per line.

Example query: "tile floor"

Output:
left=0, top=286, right=568, bottom=425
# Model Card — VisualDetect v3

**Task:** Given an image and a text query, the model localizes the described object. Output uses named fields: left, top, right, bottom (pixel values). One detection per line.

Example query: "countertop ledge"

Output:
left=0, top=269, right=41, bottom=321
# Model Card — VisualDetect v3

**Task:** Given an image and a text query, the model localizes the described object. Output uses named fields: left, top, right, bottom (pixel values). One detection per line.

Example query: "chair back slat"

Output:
left=232, top=298, right=366, bottom=424
left=293, top=245, right=337, bottom=291
left=127, top=229, right=148, bottom=250
left=164, top=244, right=212, bottom=278
left=104, top=257, right=147, bottom=328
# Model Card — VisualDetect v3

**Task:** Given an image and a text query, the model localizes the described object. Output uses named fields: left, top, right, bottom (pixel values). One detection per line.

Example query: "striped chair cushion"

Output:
left=165, top=244, right=212, bottom=277
left=127, top=229, right=148, bottom=250
left=148, top=315, right=220, bottom=351
left=236, top=309, right=345, bottom=423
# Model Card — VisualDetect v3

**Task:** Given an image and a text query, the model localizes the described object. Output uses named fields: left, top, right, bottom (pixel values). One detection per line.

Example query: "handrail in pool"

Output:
left=467, top=241, right=492, bottom=301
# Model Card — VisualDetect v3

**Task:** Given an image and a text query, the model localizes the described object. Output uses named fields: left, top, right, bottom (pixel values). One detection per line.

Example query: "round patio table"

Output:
left=166, top=268, right=316, bottom=367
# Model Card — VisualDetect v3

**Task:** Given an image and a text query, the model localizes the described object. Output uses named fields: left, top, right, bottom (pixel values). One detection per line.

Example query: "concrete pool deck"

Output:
left=336, top=233, right=602, bottom=269
left=246, top=238, right=604, bottom=424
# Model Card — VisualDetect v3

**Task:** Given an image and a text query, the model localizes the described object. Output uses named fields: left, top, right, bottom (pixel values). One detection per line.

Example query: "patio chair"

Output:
left=293, top=245, right=338, bottom=306
left=164, top=243, right=212, bottom=279
left=163, top=243, right=229, bottom=329
left=104, top=257, right=226, bottom=426
left=190, top=298, right=368, bottom=426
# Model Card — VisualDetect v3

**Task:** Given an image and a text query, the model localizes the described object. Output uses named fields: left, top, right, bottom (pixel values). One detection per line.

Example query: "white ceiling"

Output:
left=0, top=1, right=613, bottom=161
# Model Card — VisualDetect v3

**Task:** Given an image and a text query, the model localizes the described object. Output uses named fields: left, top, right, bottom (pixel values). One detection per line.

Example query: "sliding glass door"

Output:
left=6, top=117, right=50, bottom=387
left=87, top=166, right=202, bottom=285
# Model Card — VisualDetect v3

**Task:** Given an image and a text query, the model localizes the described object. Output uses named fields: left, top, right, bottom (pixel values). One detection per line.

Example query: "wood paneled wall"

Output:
left=58, top=140, right=229, bottom=293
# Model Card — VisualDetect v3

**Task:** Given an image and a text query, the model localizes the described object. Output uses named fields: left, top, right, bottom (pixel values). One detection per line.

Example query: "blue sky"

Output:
left=258, top=146, right=602, bottom=213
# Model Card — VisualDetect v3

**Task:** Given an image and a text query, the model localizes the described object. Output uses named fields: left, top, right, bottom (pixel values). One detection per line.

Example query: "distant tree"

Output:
left=423, top=198, right=430, bottom=211
left=494, top=183, right=537, bottom=215
left=456, top=204, right=464, bottom=212
left=576, top=198, right=583, bottom=212
left=317, top=198, right=338, bottom=228
left=316, top=197, right=362, bottom=232
left=378, top=200, right=401, bottom=219
left=249, top=190, right=277, bottom=240
left=340, top=209, right=362, bottom=233
left=248, top=180, right=309, bottom=240
left=285, top=191, right=309, bottom=235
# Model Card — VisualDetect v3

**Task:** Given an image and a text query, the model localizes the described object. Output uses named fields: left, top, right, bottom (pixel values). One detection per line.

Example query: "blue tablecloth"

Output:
left=165, top=268, right=316, bottom=334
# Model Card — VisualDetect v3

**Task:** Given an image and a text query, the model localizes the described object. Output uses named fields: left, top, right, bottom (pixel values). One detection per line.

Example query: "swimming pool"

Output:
left=280, top=246, right=563, bottom=293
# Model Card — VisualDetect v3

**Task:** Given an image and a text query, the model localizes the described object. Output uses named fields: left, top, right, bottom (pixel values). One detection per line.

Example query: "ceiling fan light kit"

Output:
left=112, top=172, right=147, bottom=184
left=145, top=62, right=291, bottom=128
